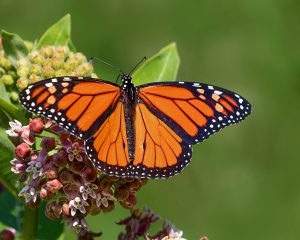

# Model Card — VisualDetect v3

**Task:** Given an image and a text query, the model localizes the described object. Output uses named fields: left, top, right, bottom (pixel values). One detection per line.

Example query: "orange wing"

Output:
left=85, top=102, right=191, bottom=178
left=132, top=103, right=192, bottom=178
left=84, top=102, right=131, bottom=176
left=137, top=82, right=251, bottom=144
left=20, top=77, right=121, bottom=139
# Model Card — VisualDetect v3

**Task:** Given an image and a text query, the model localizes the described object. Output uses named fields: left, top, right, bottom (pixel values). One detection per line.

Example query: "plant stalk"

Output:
left=22, top=207, right=39, bottom=240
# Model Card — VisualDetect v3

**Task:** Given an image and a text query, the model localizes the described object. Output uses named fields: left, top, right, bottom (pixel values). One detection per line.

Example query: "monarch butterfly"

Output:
left=19, top=74, right=251, bottom=179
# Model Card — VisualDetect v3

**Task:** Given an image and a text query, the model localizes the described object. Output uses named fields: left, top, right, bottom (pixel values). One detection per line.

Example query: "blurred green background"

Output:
left=1, top=0, right=299, bottom=239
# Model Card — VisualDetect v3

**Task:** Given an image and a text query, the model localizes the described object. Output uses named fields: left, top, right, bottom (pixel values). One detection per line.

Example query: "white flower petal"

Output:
left=71, top=207, right=76, bottom=216
left=72, top=218, right=79, bottom=227
left=82, top=193, right=88, bottom=201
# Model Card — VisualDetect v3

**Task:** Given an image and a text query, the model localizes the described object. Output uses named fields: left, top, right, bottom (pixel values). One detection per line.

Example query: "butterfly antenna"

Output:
left=128, top=56, right=147, bottom=76
left=89, top=56, right=125, bottom=75
left=115, top=73, right=121, bottom=83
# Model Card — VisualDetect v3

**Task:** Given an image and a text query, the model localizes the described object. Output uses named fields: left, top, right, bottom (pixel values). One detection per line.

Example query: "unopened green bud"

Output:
left=0, top=67, right=5, bottom=75
left=24, top=41, right=33, bottom=51
left=55, top=69, right=67, bottom=77
left=40, top=46, right=54, bottom=58
left=9, top=91, right=19, bottom=101
left=31, top=54, right=45, bottom=65
left=43, top=59, right=53, bottom=68
left=68, top=71, right=77, bottom=76
left=52, top=52, right=65, bottom=60
left=56, top=46, right=69, bottom=56
left=1, top=74, right=14, bottom=85
left=29, top=75, right=41, bottom=84
left=64, top=58, right=78, bottom=71
left=42, top=66, right=55, bottom=78
left=0, top=57, right=12, bottom=69
left=76, top=62, right=93, bottom=76
left=91, top=73, right=98, bottom=78
left=52, top=58, right=64, bottom=70
left=16, top=77, right=29, bottom=90
left=29, top=64, right=42, bottom=75
left=17, top=58, right=30, bottom=68
left=17, top=66, right=29, bottom=78
left=73, top=52, right=87, bottom=64
left=7, top=71, right=17, bottom=79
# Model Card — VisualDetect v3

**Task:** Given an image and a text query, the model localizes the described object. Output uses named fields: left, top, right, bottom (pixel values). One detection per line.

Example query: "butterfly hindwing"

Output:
left=132, top=103, right=192, bottom=178
left=84, top=101, right=192, bottom=179
left=84, top=102, right=131, bottom=177
left=20, top=77, right=121, bottom=139
left=137, top=81, right=251, bottom=144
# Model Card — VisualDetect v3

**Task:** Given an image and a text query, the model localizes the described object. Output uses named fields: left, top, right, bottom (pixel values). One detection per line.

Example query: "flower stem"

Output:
left=22, top=207, right=39, bottom=240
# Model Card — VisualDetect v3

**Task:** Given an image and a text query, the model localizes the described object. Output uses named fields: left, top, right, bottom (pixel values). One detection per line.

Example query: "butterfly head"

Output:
left=121, top=75, right=133, bottom=88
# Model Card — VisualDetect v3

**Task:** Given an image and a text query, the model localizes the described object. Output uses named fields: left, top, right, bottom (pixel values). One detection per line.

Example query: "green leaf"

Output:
left=132, top=42, right=180, bottom=85
left=67, top=39, right=76, bottom=52
left=0, top=190, right=23, bottom=233
left=36, top=203, right=64, bottom=240
left=1, top=30, right=28, bottom=67
left=0, top=98, right=27, bottom=124
left=0, top=81, right=11, bottom=103
left=0, top=109, right=11, bottom=129
left=0, top=129, right=18, bottom=197
left=37, top=14, right=72, bottom=48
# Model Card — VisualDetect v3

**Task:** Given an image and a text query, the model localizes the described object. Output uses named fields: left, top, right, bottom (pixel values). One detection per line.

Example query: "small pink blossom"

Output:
left=6, top=120, right=34, bottom=145
left=79, top=183, right=98, bottom=200
left=21, top=125, right=35, bottom=145
left=96, top=190, right=114, bottom=208
left=26, top=150, right=47, bottom=179
left=66, top=142, right=84, bottom=162
left=71, top=217, right=88, bottom=233
left=69, top=196, right=89, bottom=216
left=10, top=158, right=26, bottom=174
left=6, top=120, right=23, bottom=137
left=162, top=228, right=186, bottom=240
left=18, top=185, right=38, bottom=203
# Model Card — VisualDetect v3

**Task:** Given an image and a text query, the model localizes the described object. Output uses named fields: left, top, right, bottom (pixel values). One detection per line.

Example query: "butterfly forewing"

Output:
left=137, top=81, right=251, bottom=144
left=20, top=77, right=121, bottom=139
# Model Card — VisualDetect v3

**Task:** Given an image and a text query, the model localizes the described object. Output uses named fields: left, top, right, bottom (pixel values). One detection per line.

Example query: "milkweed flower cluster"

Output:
left=118, top=208, right=188, bottom=240
left=16, top=45, right=97, bottom=90
left=0, top=41, right=19, bottom=102
left=6, top=118, right=148, bottom=237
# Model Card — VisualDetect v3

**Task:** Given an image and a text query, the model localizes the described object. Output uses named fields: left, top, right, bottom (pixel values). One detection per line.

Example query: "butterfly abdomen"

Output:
left=121, top=89, right=136, bottom=161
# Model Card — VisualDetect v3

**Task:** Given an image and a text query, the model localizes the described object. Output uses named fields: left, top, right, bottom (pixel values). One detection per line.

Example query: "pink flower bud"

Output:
left=114, top=186, right=130, bottom=201
left=120, top=194, right=137, bottom=209
left=40, top=187, right=55, bottom=200
left=43, top=163, right=58, bottom=179
left=29, top=118, right=44, bottom=134
left=53, top=150, right=68, bottom=168
left=81, top=167, right=97, bottom=183
left=69, top=160, right=84, bottom=174
left=45, top=202, right=62, bottom=220
left=58, top=169, right=74, bottom=183
left=62, top=203, right=70, bottom=216
left=0, top=228, right=16, bottom=240
left=46, top=179, right=63, bottom=193
left=15, top=143, right=31, bottom=159
left=40, top=137, right=56, bottom=152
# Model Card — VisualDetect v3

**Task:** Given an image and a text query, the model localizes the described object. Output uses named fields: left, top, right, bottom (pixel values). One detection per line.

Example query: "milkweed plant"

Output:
left=0, top=15, right=208, bottom=240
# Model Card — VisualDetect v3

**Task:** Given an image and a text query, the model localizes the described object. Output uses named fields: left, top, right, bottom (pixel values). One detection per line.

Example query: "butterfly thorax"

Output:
left=121, top=75, right=136, bottom=161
